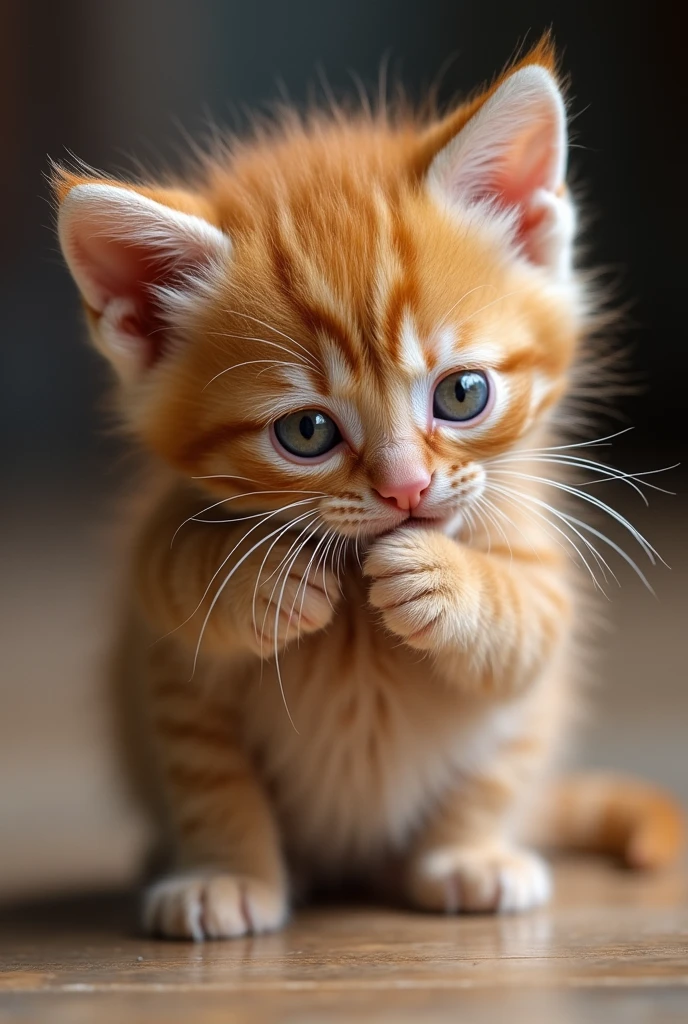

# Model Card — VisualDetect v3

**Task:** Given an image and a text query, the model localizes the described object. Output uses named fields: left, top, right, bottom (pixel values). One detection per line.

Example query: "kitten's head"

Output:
left=54, top=40, right=580, bottom=541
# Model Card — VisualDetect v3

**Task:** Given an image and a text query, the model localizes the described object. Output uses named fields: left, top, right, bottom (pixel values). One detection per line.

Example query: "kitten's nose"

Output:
left=374, top=471, right=432, bottom=512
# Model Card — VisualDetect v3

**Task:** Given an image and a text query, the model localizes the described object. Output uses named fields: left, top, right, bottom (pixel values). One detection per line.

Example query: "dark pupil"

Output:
left=454, top=378, right=467, bottom=403
left=299, top=415, right=315, bottom=440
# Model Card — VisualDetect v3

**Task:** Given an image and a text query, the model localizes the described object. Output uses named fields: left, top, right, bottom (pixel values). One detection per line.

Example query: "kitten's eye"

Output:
left=433, top=370, right=490, bottom=423
left=274, top=410, right=341, bottom=458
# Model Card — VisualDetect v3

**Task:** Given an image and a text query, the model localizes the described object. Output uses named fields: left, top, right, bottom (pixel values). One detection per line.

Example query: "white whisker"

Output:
left=508, top=427, right=635, bottom=455
left=155, top=499, right=322, bottom=651
left=475, top=494, right=521, bottom=561
left=462, top=504, right=477, bottom=545
left=459, top=288, right=526, bottom=326
left=177, top=498, right=321, bottom=621
left=203, top=358, right=306, bottom=391
left=216, top=308, right=319, bottom=367
left=437, top=284, right=491, bottom=332
left=172, top=490, right=325, bottom=547
left=206, top=329, right=316, bottom=373
left=482, top=490, right=569, bottom=569
left=190, top=508, right=320, bottom=675
left=354, top=526, right=363, bottom=570
left=317, top=531, right=340, bottom=611
left=192, top=473, right=261, bottom=484
left=469, top=501, right=493, bottom=556
left=257, top=516, right=321, bottom=591
left=291, top=526, right=335, bottom=642
left=488, top=469, right=663, bottom=567
left=487, top=454, right=677, bottom=502
left=252, top=515, right=322, bottom=651
left=270, top=524, right=327, bottom=733
left=258, top=516, right=323, bottom=656
left=488, top=483, right=610, bottom=593
left=489, top=482, right=645, bottom=593
left=333, top=532, right=348, bottom=591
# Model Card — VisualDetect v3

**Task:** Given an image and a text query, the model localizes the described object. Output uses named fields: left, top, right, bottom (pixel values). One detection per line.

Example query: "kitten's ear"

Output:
left=421, top=50, right=574, bottom=280
left=54, top=170, right=231, bottom=383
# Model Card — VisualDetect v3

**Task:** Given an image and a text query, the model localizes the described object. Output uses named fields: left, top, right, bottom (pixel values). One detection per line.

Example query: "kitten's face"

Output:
left=147, top=184, right=577, bottom=542
left=55, top=49, right=580, bottom=542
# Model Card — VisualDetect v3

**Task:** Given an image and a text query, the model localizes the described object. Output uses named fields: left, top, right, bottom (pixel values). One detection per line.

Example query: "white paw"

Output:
left=407, top=845, right=551, bottom=914
left=143, top=872, right=288, bottom=940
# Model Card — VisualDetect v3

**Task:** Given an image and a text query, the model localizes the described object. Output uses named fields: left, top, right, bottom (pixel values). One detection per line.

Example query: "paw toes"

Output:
left=407, top=846, right=551, bottom=915
left=498, top=855, right=552, bottom=913
left=143, top=873, right=288, bottom=940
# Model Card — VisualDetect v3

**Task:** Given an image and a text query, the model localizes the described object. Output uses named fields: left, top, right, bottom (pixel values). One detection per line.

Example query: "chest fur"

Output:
left=240, top=603, right=526, bottom=876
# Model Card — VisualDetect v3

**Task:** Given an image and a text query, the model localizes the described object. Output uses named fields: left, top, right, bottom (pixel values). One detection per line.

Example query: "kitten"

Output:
left=54, top=38, right=683, bottom=940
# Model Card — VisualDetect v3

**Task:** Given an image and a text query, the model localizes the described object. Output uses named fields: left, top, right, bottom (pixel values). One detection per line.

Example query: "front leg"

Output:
left=364, top=528, right=570, bottom=695
left=141, top=643, right=289, bottom=940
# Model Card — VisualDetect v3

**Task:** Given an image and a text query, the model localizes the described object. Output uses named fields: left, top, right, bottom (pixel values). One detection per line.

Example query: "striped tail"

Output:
left=532, top=773, right=685, bottom=869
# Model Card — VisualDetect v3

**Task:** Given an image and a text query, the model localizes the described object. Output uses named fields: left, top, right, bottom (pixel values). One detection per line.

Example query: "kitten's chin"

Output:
left=405, top=512, right=465, bottom=537
left=397, top=516, right=450, bottom=531
left=371, top=511, right=464, bottom=540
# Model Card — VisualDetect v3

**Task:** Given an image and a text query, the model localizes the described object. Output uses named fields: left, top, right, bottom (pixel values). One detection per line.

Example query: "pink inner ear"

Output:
left=59, top=183, right=231, bottom=376
left=429, top=67, right=569, bottom=273
left=75, top=229, right=225, bottom=368
left=477, top=122, right=562, bottom=260
left=500, top=128, right=558, bottom=199
left=70, top=232, right=177, bottom=365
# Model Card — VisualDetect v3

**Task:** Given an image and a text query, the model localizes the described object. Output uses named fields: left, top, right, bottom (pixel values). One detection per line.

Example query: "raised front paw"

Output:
left=248, top=538, right=340, bottom=654
left=363, top=529, right=477, bottom=650
left=405, top=843, right=552, bottom=914
left=143, top=871, right=289, bottom=940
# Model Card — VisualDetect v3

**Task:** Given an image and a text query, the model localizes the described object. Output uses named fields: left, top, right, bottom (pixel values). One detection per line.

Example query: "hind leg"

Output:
left=402, top=731, right=554, bottom=914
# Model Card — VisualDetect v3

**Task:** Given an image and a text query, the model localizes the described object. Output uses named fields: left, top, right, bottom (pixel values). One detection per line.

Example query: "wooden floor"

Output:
left=2, top=487, right=686, bottom=1021
left=1, top=860, right=687, bottom=1023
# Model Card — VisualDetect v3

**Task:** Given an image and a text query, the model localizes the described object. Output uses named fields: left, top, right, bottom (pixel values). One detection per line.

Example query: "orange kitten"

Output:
left=54, top=38, right=683, bottom=939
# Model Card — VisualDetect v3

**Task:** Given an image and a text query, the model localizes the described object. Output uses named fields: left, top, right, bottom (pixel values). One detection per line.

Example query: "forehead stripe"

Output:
left=267, top=226, right=360, bottom=378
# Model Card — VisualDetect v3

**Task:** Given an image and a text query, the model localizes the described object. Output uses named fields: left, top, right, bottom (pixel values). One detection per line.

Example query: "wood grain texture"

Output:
left=1, top=860, right=687, bottom=1022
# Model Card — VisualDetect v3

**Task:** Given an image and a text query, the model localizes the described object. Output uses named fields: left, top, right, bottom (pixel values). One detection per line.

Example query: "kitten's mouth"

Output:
left=397, top=516, right=448, bottom=530
left=377, top=512, right=457, bottom=538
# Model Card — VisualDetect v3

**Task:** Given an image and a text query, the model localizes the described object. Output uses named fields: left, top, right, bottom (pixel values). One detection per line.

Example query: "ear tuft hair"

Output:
left=418, top=36, right=574, bottom=280
left=53, top=171, right=231, bottom=383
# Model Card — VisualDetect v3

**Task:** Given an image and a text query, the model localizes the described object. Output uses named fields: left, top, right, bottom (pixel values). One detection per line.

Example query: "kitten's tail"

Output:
left=532, top=773, right=685, bottom=869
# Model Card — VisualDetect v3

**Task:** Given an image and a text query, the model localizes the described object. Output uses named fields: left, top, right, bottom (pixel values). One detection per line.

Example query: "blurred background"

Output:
left=1, top=1, right=685, bottom=900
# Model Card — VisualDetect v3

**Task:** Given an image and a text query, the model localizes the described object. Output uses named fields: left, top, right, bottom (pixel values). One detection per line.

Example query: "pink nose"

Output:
left=375, top=471, right=432, bottom=511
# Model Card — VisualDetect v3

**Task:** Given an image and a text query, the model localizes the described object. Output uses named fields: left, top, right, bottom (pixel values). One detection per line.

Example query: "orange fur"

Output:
left=53, top=38, right=683, bottom=939
left=532, top=774, right=685, bottom=870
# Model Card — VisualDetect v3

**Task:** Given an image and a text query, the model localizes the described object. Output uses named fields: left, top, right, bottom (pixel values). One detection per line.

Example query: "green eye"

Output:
left=433, top=370, right=490, bottom=422
left=274, top=410, right=341, bottom=458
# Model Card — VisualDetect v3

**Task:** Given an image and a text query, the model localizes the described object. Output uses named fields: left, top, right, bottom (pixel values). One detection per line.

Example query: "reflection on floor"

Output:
left=1, top=861, right=687, bottom=1023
